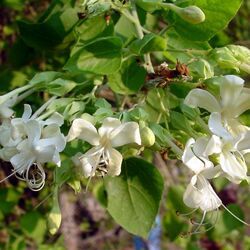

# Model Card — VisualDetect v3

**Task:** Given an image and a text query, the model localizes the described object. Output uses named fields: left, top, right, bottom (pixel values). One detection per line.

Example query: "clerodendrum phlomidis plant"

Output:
left=0, top=0, right=250, bottom=246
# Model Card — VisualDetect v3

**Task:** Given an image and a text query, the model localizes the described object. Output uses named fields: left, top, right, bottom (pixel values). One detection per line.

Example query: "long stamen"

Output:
left=221, top=203, right=250, bottom=226
left=0, top=164, right=28, bottom=184
left=84, top=151, right=103, bottom=193
left=25, top=163, right=45, bottom=191
left=193, top=211, right=206, bottom=233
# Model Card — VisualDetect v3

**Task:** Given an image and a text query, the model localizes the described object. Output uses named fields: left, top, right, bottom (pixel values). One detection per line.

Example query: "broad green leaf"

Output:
left=170, top=111, right=194, bottom=135
left=77, top=14, right=114, bottom=42
left=20, top=211, right=47, bottom=243
left=18, top=7, right=79, bottom=50
left=129, top=33, right=167, bottom=55
left=108, top=58, right=147, bottom=94
left=166, top=0, right=242, bottom=41
left=64, top=36, right=123, bottom=75
left=29, top=71, right=62, bottom=85
left=104, top=157, right=164, bottom=238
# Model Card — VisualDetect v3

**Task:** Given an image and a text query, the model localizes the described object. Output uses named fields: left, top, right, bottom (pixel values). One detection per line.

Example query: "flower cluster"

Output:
left=0, top=104, right=66, bottom=191
left=181, top=75, right=250, bottom=232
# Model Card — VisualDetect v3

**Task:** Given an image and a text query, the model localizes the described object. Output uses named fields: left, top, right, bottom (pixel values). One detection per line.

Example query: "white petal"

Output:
left=201, top=165, right=222, bottom=179
left=37, top=135, right=66, bottom=152
left=0, top=105, right=14, bottom=119
left=109, top=122, right=141, bottom=147
left=67, top=118, right=100, bottom=145
left=26, top=120, right=42, bottom=144
left=10, top=152, right=35, bottom=174
left=232, top=87, right=250, bottom=117
left=184, top=89, right=221, bottom=113
left=183, top=175, right=202, bottom=209
left=204, top=135, right=222, bottom=155
left=182, top=138, right=213, bottom=174
left=0, top=147, right=18, bottom=161
left=52, top=151, right=61, bottom=167
left=208, top=112, right=232, bottom=140
left=44, top=112, right=64, bottom=126
left=225, top=118, right=249, bottom=137
left=98, top=118, right=121, bottom=138
left=79, top=147, right=103, bottom=177
left=183, top=175, right=222, bottom=212
left=220, top=75, right=244, bottom=109
left=22, top=104, right=32, bottom=120
left=35, top=145, right=56, bottom=163
left=235, top=130, right=250, bottom=153
left=219, top=151, right=248, bottom=183
left=106, top=147, right=123, bottom=176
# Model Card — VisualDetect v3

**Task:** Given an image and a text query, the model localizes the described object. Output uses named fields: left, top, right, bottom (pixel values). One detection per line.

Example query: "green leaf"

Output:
left=77, top=14, right=114, bottom=42
left=164, top=29, right=211, bottom=63
left=46, top=78, right=77, bottom=96
left=129, top=33, right=167, bottom=55
left=108, top=58, right=147, bottom=94
left=17, top=6, right=79, bottom=50
left=166, top=0, right=242, bottom=41
left=64, top=36, right=123, bottom=74
left=104, top=157, right=164, bottom=238
left=29, top=71, right=62, bottom=85
left=20, top=211, right=47, bottom=243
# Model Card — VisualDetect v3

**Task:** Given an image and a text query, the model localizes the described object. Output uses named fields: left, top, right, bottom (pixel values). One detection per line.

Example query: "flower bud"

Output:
left=122, top=147, right=140, bottom=159
left=170, top=5, right=205, bottom=24
left=140, top=127, right=155, bottom=147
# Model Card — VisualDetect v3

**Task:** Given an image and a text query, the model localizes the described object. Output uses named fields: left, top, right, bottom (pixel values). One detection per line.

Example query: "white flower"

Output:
left=182, top=138, right=222, bottom=212
left=67, top=117, right=141, bottom=177
left=10, top=119, right=66, bottom=175
left=208, top=113, right=250, bottom=184
left=184, top=75, right=250, bottom=135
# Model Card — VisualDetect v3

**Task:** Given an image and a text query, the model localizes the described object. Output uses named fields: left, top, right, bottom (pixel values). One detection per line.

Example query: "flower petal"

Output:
left=184, top=89, right=221, bottom=113
left=79, top=147, right=103, bottom=177
left=220, top=75, right=244, bottom=109
left=35, top=145, right=56, bottom=163
left=183, top=175, right=222, bottom=212
left=10, top=152, right=35, bottom=174
left=219, top=151, right=248, bottom=183
left=182, top=138, right=213, bottom=174
left=109, top=122, right=141, bottom=147
left=208, top=112, right=232, bottom=140
left=235, top=130, right=250, bottom=154
left=25, top=120, right=42, bottom=144
left=98, top=118, right=121, bottom=138
left=44, top=112, right=64, bottom=126
left=22, top=104, right=32, bottom=120
left=106, top=147, right=123, bottom=176
left=67, top=118, right=100, bottom=145
left=232, top=87, right=250, bottom=117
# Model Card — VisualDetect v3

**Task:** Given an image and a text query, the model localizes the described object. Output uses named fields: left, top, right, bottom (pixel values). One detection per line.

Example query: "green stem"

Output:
left=31, top=96, right=57, bottom=119
left=130, top=0, right=155, bottom=73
